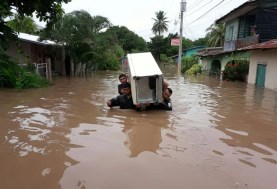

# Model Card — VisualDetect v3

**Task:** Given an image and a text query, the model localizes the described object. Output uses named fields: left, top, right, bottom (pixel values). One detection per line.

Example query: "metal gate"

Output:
left=36, top=63, right=49, bottom=79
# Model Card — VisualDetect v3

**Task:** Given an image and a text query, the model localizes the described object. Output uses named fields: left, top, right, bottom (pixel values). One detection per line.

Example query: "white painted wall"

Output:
left=248, top=49, right=277, bottom=91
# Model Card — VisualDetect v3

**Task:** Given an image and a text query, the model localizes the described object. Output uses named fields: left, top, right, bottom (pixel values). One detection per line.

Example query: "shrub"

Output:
left=181, top=55, right=198, bottom=73
left=0, top=54, right=49, bottom=89
left=222, top=60, right=249, bottom=81
left=160, top=54, right=174, bottom=64
left=95, top=51, right=120, bottom=70
left=186, top=64, right=202, bottom=75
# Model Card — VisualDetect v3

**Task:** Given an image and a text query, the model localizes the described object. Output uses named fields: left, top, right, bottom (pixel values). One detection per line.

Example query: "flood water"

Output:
left=0, top=65, right=276, bottom=189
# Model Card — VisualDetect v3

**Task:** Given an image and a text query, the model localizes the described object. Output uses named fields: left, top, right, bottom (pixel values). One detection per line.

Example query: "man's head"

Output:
left=163, top=87, right=172, bottom=101
left=119, top=74, right=127, bottom=84
left=121, top=82, right=131, bottom=96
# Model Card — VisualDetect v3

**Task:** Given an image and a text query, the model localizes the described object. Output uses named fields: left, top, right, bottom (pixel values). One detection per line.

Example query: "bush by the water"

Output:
left=186, top=64, right=202, bottom=75
left=0, top=54, right=49, bottom=89
left=181, top=55, right=198, bottom=73
left=222, top=60, right=249, bottom=81
left=160, top=54, right=174, bottom=64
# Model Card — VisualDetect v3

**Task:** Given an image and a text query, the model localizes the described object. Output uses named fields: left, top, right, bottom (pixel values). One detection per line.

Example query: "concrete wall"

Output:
left=201, top=51, right=251, bottom=73
left=5, top=40, right=64, bottom=76
left=5, top=41, right=46, bottom=64
left=248, top=49, right=277, bottom=91
left=5, top=41, right=32, bottom=64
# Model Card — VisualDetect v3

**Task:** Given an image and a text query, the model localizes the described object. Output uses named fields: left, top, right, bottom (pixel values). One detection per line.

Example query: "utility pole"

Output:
left=178, top=0, right=187, bottom=75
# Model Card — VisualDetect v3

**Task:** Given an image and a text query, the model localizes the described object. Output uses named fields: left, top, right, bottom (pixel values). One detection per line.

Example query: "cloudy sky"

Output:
left=59, top=0, right=249, bottom=41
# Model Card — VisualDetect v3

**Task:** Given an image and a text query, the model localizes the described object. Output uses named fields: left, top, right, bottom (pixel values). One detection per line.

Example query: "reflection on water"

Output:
left=0, top=67, right=277, bottom=189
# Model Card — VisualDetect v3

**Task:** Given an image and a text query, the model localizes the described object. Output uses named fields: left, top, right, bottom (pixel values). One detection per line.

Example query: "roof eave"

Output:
left=216, top=1, right=257, bottom=24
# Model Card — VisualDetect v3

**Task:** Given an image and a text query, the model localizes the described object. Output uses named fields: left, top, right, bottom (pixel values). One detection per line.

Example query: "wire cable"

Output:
left=190, top=0, right=226, bottom=24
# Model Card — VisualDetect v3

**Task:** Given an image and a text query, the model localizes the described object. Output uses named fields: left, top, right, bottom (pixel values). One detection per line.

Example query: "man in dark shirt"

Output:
left=150, top=87, right=172, bottom=111
left=136, top=87, right=173, bottom=111
left=118, top=74, right=128, bottom=95
left=107, top=82, right=136, bottom=109
left=160, top=87, right=172, bottom=110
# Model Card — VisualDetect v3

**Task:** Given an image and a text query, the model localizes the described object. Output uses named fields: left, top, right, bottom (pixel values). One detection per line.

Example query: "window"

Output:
left=229, top=26, right=234, bottom=41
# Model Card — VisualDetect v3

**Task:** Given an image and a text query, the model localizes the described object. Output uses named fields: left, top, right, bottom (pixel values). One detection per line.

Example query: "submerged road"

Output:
left=0, top=65, right=276, bottom=189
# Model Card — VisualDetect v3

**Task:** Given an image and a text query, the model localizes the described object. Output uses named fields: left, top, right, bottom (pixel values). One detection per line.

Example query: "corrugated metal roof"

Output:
left=197, top=47, right=225, bottom=57
left=239, top=39, right=277, bottom=50
left=18, top=33, right=56, bottom=46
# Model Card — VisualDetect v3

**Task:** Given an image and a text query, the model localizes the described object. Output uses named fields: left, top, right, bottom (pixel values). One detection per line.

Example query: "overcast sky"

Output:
left=57, top=0, right=249, bottom=41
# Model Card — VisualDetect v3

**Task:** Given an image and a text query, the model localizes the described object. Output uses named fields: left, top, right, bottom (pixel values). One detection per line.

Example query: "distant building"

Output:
left=4, top=32, right=70, bottom=78
left=197, top=0, right=277, bottom=90
left=171, top=46, right=206, bottom=63
left=239, top=39, right=277, bottom=90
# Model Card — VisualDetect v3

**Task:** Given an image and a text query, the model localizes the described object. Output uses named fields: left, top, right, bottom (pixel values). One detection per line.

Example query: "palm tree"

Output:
left=206, top=23, right=226, bottom=47
left=152, top=11, right=169, bottom=36
left=41, top=10, right=122, bottom=75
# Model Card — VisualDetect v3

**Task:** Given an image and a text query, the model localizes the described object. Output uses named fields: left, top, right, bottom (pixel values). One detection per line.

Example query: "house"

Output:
left=198, top=0, right=277, bottom=84
left=217, top=0, right=277, bottom=52
left=197, top=47, right=224, bottom=72
left=4, top=32, right=69, bottom=78
left=239, top=39, right=277, bottom=90
left=184, top=46, right=206, bottom=57
left=171, top=46, right=206, bottom=63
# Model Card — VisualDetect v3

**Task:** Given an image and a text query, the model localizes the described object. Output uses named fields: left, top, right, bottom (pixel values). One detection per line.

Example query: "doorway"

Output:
left=256, top=63, right=266, bottom=87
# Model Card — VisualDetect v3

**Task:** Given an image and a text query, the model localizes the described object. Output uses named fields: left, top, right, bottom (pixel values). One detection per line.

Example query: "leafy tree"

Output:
left=181, top=55, right=198, bottom=73
left=148, top=35, right=167, bottom=62
left=92, top=15, right=111, bottom=33
left=182, top=38, right=194, bottom=49
left=42, top=10, right=111, bottom=75
left=164, top=33, right=178, bottom=57
left=193, top=37, right=208, bottom=47
left=7, top=15, right=39, bottom=34
left=148, top=33, right=186, bottom=62
left=91, top=32, right=124, bottom=70
left=106, top=26, right=147, bottom=53
left=152, top=11, right=169, bottom=36
left=206, top=23, right=225, bottom=47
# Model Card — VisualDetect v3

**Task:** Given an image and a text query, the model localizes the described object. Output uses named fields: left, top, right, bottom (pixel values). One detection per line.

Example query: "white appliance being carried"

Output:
left=127, top=52, right=164, bottom=105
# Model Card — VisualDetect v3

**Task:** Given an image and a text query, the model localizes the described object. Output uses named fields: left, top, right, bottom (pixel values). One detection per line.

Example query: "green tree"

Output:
left=182, top=38, right=194, bottom=49
left=193, top=37, right=208, bottom=47
left=148, top=35, right=167, bottom=62
left=148, top=33, right=182, bottom=62
left=181, top=55, right=198, bottom=73
left=41, top=10, right=123, bottom=73
left=91, top=31, right=124, bottom=70
left=7, top=15, right=39, bottom=34
left=164, top=33, right=178, bottom=57
left=106, top=26, right=147, bottom=53
left=206, top=23, right=225, bottom=47
left=152, top=11, right=169, bottom=36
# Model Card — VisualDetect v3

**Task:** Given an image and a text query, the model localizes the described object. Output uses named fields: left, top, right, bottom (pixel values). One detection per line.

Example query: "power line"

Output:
left=188, top=0, right=235, bottom=28
left=190, top=0, right=226, bottom=24
left=186, top=0, right=215, bottom=17
left=187, top=0, right=205, bottom=10
left=183, top=19, right=197, bottom=40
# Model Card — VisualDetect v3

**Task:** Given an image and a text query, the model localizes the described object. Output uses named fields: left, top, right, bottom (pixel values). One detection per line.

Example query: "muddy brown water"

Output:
left=0, top=65, right=276, bottom=189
